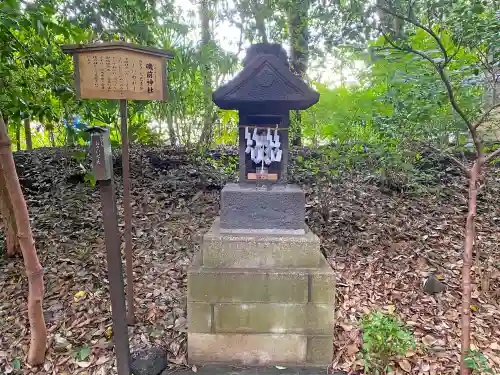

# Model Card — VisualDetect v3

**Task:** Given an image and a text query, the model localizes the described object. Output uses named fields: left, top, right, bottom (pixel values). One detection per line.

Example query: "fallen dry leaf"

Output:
left=420, top=362, right=430, bottom=371
left=75, top=361, right=91, bottom=368
left=347, top=344, right=359, bottom=356
left=422, top=335, right=437, bottom=346
left=73, top=290, right=87, bottom=303
left=95, top=356, right=110, bottom=366
left=0, top=146, right=499, bottom=375
left=399, top=359, right=412, bottom=373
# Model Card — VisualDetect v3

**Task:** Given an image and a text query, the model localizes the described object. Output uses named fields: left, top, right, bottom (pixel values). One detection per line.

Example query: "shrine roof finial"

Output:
left=212, top=43, right=319, bottom=112
left=243, top=43, right=289, bottom=67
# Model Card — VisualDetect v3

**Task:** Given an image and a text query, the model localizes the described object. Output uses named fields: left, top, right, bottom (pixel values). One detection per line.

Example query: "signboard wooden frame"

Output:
left=62, top=42, right=174, bottom=101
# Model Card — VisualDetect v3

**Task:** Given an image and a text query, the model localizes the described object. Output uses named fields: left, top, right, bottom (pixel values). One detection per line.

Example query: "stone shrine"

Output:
left=187, top=44, right=335, bottom=366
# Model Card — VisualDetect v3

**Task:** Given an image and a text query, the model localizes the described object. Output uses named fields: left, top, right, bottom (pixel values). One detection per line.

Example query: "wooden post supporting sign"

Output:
left=86, top=127, right=130, bottom=374
left=63, top=42, right=173, bottom=372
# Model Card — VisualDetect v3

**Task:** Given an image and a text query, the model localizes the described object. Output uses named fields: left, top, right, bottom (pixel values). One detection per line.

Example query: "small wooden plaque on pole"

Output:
left=62, top=42, right=174, bottom=101
left=62, top=42, right=174, bottom=370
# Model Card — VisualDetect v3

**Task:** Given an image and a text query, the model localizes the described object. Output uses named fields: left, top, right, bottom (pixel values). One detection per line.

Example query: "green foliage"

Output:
left=465, top=349, right=494, bottom=375
left=0, top=0, right=496, bottom=159
left=71, top=150, right=96, bottom=187
left=206, top=152, right=238, bottom=179
left=11, top=358, right=21, bottom=370
left=74, top=346, right=91, bottom=361
left=360, top=311, right=416, bottom=374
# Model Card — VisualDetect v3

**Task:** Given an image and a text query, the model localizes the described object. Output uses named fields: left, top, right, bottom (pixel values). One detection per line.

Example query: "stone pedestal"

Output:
left=220, top=183, right=306, bottom=234
left=192, top=42, right=327, bottom=366
left=187, top=218, right=335, bottom=366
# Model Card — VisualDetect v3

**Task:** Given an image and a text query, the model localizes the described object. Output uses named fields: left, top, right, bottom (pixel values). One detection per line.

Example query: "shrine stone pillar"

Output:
left=187, top=43, right=335, bottom=366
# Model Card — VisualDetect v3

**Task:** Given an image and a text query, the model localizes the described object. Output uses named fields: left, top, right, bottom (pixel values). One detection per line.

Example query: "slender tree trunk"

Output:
left=24, top=119, right=32, bottom=150
left=376, top=0, right=404, bottom=38
left=48, top=129, right=55, bottom=147
left=175, top=118, right=181, bottom=145
left=15, top=123, right=21, bottom=151
left=289, top=0, right=310, bottom=146
left=250, top=0, right=268, bottom=43
left=199, top=0, right=214, bottom=147
left=167, top=111, right=176, bottom=146
left=0, top=115, right=46, bottom=364
left=0, top=167, right=20, bottom=256
left=0, top=115, right=19, bottom=255
left=461, top=162, right=480, bottom=375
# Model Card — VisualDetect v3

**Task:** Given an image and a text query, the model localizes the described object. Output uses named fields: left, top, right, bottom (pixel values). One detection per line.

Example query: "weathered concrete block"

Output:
left=213, top=303, right=333, bottom=335
left=188, top=333, right=307, bottom=365
left=220, top=183, right=305, bottom=234
left=202, top=219, right=321, bottom=268
left=307, top=336, right=334, bottom=365
left=311, top=270, right=336, bottom=305
left=188, top=269, right=308, bottom=303
left=175, top=365, right=338, bottom=375
left=215, top=303, right=305, bottom=334
left=187, top=302, right=212, bottom=333
left=188, top=255, right=308, bottom=303
left=306, top=304, right=334, bottom=335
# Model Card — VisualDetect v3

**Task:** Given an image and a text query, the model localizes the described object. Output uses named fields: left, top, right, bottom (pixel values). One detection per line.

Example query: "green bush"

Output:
left=465, top=349, right=494, bottom=374
left=360, top=311, right=416, bottom=374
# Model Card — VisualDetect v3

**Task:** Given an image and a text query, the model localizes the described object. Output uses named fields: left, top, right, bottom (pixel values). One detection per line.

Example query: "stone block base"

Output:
left=220, top=183, right=305, bottom=234
left=188, top=253, right=335, bottom=305
left=187, top=212, right=335, bottom=367
left=202, top=219, right=322, bottom=268
left=188, top=333, right=333, bottom=366
left=187, top=252, right=335, bottom=366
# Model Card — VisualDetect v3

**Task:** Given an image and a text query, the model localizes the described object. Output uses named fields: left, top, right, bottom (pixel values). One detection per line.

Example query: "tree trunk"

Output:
left=15, top=123, right=21, bottom=151
left=24, top=119, right=32, bottom=150
left=251, top=0, right=268, bottom=43
left=0, top=166, right=20, bottom=256
left=167, top=112, right=176, bottom=146
left=461, top=162, right=480, bottom=375
left=288, top=0, right=310, bottom=146
left=199, top=0, right=214, bottom=147
left=0, top=115, right=46, bottom=364
left=376, top=0, right=404, bottom=38
left=291, top=111, right=302, bottom=146
left=0, top=114, right=19, bottom=255
left=48, top=129, right=55, bottom=147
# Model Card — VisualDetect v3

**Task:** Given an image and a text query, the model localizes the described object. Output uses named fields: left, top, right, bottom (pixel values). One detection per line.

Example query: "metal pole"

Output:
left=99, top=179, right=131, bottom=375
left=120, top=99, right=135, bottom=325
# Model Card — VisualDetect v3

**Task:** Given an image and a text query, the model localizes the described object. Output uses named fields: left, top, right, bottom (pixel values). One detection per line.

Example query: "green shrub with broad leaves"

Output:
left=360, top=311, right=416, bottom=374
left=465, top=349, right=494, bottom=374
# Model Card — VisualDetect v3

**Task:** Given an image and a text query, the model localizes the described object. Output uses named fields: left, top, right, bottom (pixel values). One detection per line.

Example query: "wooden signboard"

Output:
left=62, top=42, right=174, bottom=101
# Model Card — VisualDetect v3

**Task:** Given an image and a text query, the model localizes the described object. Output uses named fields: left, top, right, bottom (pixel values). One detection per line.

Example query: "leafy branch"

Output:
left=376, top=3, right=500, bottom=375
left=377, top=13, right=484, bottom=159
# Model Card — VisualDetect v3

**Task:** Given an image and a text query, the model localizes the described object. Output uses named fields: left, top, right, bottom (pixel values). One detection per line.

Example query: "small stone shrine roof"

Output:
left=212, top=43, right=319, bottom=112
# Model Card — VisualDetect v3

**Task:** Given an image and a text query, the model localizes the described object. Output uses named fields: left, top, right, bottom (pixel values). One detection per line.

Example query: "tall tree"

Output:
left=376, top=2, right=500, bottom=373
left=24, top=118, right=32, bottom=150
left=199, top=0, right=215, bottom=146
left=0, top=115, right=46, bottom=364
left=288, top=0, right=310, bottom=146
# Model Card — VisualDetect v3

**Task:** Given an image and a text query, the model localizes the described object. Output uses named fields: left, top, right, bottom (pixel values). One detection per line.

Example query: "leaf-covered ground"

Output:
left=0, top=145, right=499, bottom=375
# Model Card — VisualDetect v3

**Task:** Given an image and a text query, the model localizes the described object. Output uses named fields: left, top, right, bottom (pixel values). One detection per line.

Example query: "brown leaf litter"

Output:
left=0, top=145, right=498, bottom=375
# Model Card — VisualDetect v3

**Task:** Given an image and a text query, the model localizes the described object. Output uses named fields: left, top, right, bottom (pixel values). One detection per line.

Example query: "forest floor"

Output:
left=0, top=145, right=499, bottom=375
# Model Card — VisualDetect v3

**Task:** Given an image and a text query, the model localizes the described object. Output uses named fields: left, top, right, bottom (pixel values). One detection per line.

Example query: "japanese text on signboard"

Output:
left=77, top=50, right=164, bottom=101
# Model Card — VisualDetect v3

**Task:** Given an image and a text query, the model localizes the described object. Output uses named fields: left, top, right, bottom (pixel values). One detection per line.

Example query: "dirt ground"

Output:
left=0, top=145, right=499, bottom=374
